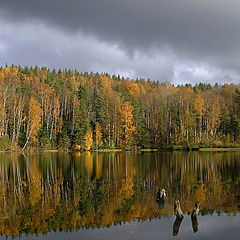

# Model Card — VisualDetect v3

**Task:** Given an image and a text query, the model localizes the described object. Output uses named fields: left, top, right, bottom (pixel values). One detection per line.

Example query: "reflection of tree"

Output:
left=0, top=151, right=239, bottom=236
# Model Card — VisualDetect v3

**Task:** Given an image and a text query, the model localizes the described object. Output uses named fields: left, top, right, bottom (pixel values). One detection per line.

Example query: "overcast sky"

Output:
left=0, top=0, right=240, bottom=84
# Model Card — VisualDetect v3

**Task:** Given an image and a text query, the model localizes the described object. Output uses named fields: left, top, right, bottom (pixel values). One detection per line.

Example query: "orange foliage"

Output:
left=95, top=122, right=103, bottom=148
left=194, top=94, right=205, bottom=118
left=119, top=101, right=136, bottom=146
left=29, top=97, right=42, bottom=142
left=85, top=129, right=93, bottom=151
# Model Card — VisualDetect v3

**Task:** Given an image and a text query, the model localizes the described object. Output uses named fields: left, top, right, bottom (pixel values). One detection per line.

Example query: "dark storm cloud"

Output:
left=1, top=0, right=240, bottom=83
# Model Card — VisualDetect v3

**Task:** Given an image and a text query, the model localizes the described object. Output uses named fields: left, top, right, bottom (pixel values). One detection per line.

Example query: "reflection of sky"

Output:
left=11, top=214, right=240, bottom=240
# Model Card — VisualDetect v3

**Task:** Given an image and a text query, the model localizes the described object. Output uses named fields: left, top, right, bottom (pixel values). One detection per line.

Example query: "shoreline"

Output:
left=1, top=147, right=240, bottom=153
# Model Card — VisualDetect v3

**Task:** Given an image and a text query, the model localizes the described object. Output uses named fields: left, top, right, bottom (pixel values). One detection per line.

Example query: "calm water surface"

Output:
left=0, top=151, right=240, bottom=239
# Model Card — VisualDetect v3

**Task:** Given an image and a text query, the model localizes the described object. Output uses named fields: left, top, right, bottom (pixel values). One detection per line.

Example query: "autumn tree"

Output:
left=85, top=129, right=93, bottom=151
left=119, top=101, right=136, bottom=148
left=0, top=65, right=240, bottom=150
left=95, top=122, right=103, bottom=149
left=194, top=93, right=205, bottom=144
left=23, top=97, right=42, bottom=149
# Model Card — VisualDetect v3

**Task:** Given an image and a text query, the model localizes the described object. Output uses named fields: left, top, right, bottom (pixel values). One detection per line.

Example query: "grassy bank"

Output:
left=3, top=147, right=240, bottom=153
left=199, top=148, right=240, bottom=152
left=95, top=149, right=122, bottom=152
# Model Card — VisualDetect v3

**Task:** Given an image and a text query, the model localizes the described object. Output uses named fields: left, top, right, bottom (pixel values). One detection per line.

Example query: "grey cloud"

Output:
left=0, top=0, right=240, bottom=83
left=0, top=21, right=176, bottom=81
left=1, top=0, right=239, bottom=53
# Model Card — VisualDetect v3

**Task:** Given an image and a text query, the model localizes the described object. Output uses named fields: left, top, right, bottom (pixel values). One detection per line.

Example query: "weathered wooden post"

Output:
left=156, top=188, right=166, bottom=209
left=174, top=199, right=184, bottom=218
left=173, top=199, right=184, bottom=236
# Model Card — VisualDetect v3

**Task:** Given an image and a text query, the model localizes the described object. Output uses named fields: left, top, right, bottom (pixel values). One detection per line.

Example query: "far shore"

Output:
left=1, top=147, right=240, bottom=154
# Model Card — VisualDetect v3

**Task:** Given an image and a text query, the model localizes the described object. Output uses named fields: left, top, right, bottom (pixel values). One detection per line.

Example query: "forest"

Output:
left=0, top=65, right=240, bottom=151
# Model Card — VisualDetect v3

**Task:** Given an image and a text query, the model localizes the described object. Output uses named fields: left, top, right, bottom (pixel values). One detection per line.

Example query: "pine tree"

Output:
left=72, top=84, right=90, bottom=149
left=231, top=115, right=240, bottom=141
left=219, top=107, right=231, bottom=136
left=133, top=103, right=150, bottom=148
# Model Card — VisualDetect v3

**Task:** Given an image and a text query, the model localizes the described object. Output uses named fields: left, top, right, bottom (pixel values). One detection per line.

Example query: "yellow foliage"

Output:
left=0, top=101, right=6, bottom=135
left=22, top=116, right=27, bottom=123
left=100, top=75, right=113, bottom=91
left=95, top=122, right=103, bottom=148
left=119, top=101, right=136, bottom=145
left=29, top=97, right=42, bottom=142
left=71, top=75, right=79, bottom=89
left=85, top=129, right=93, bottom=151
left=74, top=144, right=81, bottom=151
left=128, top=82, right=140, bottom=97
left=194, top=94, right=205, bottom=118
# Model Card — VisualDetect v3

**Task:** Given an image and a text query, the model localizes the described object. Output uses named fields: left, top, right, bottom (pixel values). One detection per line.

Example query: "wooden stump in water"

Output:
left=191, top=202, right=200, bottom=217
left=174, top=200, right=184, bottom=218
left=173, top=200, right=184, bottom=236
left=156, top=188, right=166, bottom=209
left=156, top=188, right=166, bottom=200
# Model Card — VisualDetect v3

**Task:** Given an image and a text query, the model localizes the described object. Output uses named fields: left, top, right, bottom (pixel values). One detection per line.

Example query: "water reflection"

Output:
left=191, top=213, right=199, bottom=233
left=191, top=202, right=200, bottom=233
left=0, top=151, right=240, bottom=237
left=173, top=215, right=184, bottom=236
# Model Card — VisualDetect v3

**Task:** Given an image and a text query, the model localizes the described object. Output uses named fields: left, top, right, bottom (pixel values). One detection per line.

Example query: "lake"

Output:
left=0, top=151, right=240, bottom=240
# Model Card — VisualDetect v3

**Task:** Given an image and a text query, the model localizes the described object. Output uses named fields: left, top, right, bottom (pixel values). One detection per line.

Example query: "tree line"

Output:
left=0, top=65, right=240, bottom=151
